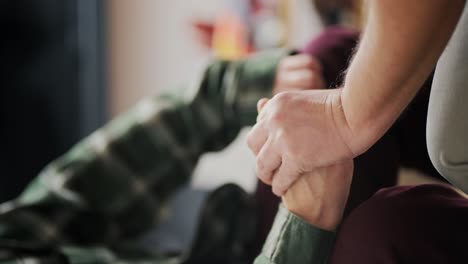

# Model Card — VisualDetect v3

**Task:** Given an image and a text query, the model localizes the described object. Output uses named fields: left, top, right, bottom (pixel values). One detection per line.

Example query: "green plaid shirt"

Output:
left=0, top=50, right=335, bottom=264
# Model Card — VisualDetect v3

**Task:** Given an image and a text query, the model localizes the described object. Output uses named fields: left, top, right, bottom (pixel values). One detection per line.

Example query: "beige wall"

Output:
left=287, top=0, right=323, bottom=48
left=108, top=0, right=222, bottom=116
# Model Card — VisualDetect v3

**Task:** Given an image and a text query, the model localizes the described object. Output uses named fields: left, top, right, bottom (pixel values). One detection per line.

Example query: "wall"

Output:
left=108, top=0, right=221, bottom=115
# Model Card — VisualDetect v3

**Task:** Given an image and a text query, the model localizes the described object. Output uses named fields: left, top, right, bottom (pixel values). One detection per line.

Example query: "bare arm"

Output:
left=341, top=0, right=465, bottom=155
left=290, top=0, right=466, bottom=228
left=247, top=0, right=465, bottom=198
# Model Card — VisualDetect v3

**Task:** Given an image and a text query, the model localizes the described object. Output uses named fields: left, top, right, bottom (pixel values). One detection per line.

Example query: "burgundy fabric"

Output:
left=330, top=184, right=468, bottom=263
left=301, top=26, right=359, bottom=88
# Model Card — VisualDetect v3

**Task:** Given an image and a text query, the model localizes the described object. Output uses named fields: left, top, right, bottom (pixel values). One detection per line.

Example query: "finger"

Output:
left=246, top=122, right=268, bottom=156
left=257, top=98, right=269, bottom=113
left=271, top=160, right=300, bottom=196
left=256, top=98, right=271, bottom=122
left=305, top=56, right=323, bottom=73
left=256, top=138, right=282, bottom=185
left=281, top=54, right=322, bottom=72
left=280, top=70, right=324, bottom=90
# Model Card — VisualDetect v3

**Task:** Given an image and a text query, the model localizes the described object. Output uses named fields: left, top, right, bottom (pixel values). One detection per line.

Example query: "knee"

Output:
left=341, top=184, right=461, bottom=227
left=333, top=186, right=417, bottom=249
left=330, top=184, right=468, bottom=263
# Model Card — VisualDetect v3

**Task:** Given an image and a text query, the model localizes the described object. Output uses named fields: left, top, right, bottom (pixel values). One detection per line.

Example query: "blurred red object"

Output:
left=192, top=21, right=215, bottom=49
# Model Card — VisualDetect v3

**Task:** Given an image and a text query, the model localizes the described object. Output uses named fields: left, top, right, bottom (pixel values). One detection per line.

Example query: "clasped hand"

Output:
left=247, top=88, right=355, bottom=196
left=247, top=54, right=357, bottom=229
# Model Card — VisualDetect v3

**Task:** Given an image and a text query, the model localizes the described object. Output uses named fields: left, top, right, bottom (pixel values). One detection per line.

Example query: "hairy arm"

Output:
left=341, top=0, right=465, bottom=155
left=283, top=0, right=466, bottom=229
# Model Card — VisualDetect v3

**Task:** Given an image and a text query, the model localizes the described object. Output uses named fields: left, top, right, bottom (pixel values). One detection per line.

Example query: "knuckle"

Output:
left=273, top=91, right=291, bottom=105
left=246, top=132, right=257, bottom=150
left=274, top=127, right=287, bottom=143
left=256, top=157, right=265, bottom=172
left=271, top=110, right=284, bottom=123
left=257, top=170, right=272, bottom=185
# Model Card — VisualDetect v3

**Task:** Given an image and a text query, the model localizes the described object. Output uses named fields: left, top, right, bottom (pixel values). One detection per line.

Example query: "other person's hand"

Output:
left=282, top=160, right=353, bottom=231
left=247, top=88, right=356, bottom=196
left=273, top=54, right=325, bottom=94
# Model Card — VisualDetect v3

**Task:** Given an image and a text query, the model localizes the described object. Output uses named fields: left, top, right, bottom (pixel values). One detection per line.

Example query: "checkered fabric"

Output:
left=0, top=50, right=288, bottom=263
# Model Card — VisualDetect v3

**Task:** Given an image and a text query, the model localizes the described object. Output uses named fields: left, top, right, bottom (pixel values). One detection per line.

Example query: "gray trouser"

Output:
left=427, top=3, right=468, bottom=193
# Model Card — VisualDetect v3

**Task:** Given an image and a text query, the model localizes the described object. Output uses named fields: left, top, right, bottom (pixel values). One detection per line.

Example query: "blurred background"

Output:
left=1, top=0, right=359, bottom=203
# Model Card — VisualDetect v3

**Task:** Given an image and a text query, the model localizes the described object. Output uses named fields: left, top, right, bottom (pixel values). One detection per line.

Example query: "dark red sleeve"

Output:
left=301, top=26, right=360, bottom=88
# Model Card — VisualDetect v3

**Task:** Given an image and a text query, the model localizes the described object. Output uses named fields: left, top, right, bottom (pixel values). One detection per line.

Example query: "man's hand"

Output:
left=246, top=89, right=356, bottom=196
left=273, top=54, right=325, bottom=94
left=282, top=160, right=353, bottom=231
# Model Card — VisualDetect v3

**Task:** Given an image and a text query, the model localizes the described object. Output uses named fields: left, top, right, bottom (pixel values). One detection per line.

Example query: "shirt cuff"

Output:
left=254, top=204, right=336, bottom=264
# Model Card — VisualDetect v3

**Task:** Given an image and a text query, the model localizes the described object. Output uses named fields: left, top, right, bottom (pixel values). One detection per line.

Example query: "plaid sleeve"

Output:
left=0, top=49, right=288, bottom=263
left=254, top=205, right=336, bottom=264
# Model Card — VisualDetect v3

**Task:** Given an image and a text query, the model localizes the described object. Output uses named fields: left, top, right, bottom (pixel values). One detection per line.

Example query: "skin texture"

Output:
left=273, top=54, right=354, bottom=231
left=282, top=160, right=353, bottom=231
left=249, top=0, right=466, bottom=228
left=255, top=98, right=354, bottom=231
left=248, top=89, right=353, bottom=196
left=341, top=0, right=466, bottom=155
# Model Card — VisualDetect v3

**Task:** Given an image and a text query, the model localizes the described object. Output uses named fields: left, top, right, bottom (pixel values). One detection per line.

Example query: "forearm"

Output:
left=341, top=0, right=465, bottom=155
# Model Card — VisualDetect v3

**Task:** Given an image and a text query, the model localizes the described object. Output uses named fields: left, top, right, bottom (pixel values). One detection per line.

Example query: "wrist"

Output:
left=280, top=161, right=354, bottom=231
left=336, top=87, right=383, bottom=156
left=281, top=173, right=347, bottom=231
left=282, top=198, right=341, bottom=231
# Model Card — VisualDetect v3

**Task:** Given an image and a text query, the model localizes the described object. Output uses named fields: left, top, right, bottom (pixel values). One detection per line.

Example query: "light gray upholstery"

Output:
left=428, top=3, right=468, bottom=193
